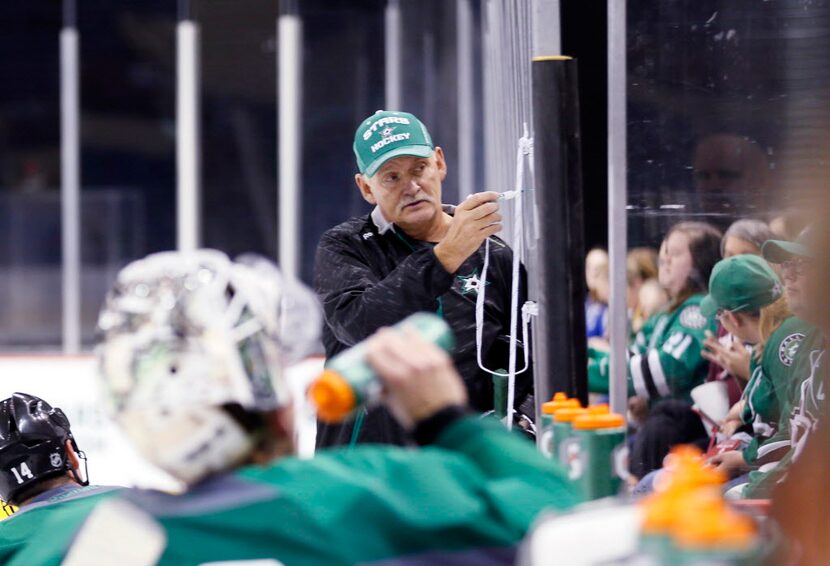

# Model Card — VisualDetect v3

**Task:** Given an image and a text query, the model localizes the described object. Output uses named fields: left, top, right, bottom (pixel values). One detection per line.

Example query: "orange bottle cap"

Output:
left=641, top=492, right=682, bottom=533
left=542, top=398, right=581, bottom=414
left=308, top=370, right=357, bottom=423
left=663, top=445, right=706, bottom=469
left=587, top=404, right=610, bottom=415
left=655, top=445, right=726, bottom=491
left=665, top=466, right=725, bottom=491
left=553, top=408, right=589, bottom=423
left=641, top=486, right=722, bottom=533
left=572, top=413, right=625, bottom=430
left=673, top=499, right=757, bottom=550
left=641, top=445, right=733, bottom=537
left=552, top=392, right=568, bottom=402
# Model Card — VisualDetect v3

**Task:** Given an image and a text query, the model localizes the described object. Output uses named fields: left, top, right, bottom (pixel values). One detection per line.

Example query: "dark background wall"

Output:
left=562, top=0, right=609, bottom=252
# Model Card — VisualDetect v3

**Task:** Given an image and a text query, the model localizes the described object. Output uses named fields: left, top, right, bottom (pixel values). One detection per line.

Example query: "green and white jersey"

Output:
left=589, top=295, right=716, bottom=404
left=740, top=317, right=811, bottom=465
left=5, top=417, right=580, bottom=566
left=631, top=310, right=669, bottom=352
left=788, top=340, right=826, bottom=460
left=743, top=327, right=825, bottom=498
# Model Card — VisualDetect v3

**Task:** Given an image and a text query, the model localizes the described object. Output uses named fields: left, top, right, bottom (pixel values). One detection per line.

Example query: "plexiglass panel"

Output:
left=627, top=0, right=830, bottom=247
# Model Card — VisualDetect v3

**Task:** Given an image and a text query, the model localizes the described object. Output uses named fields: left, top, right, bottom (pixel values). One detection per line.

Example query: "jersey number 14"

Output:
left=10, top=463, right=34, bottom=484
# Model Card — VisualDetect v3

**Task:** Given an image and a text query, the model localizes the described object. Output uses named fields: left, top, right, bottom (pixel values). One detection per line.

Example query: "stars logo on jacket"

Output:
left=456, top=270, right=489, bottom=296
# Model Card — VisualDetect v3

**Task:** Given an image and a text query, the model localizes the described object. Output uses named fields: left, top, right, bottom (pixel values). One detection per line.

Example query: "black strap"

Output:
left=639, top=354, right=661, bottom=400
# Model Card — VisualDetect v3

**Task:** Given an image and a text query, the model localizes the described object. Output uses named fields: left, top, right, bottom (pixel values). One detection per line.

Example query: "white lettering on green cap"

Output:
left=353, top=110, right=434, bottom=177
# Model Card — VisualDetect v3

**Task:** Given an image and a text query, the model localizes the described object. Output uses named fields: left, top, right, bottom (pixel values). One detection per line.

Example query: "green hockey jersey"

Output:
left=588, top=294, right=716, bottom=404
left=5, top=416, right=580, bottom=566
left=0, top=484, right=121, bottom=564
left=741, top=317, right=811, bottom=465
left=743, top=327, right=826, bottom=498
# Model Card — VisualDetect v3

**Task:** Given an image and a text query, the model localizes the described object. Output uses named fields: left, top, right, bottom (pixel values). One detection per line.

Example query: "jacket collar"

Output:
left=370, top=206, right=395, bottom=235
left=370, top=204, right=456, bottom=236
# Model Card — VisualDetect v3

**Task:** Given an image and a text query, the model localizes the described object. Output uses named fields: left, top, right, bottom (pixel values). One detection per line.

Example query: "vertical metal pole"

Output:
left=457, top=0, right=475, bottom=200
left=608, top=0, right=628, bottom=417
left=527, top=0, right=563, bottom=437
left=176, top=1, right=201, bottom=252
left=385, top=0, right=402, bottom=110
left=531, top=0, right=561, bottom=56
left=61, top=0, right=81, bottom=353
left=278, top=1, right=303, bottom=280
left=481, top=0, right=496, bottom=194
left=531, top=57, right=588, bottom=409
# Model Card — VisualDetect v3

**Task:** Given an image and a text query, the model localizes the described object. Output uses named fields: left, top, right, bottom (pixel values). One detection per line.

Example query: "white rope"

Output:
left=478, top=1, right=535, bottom=430
left=475, top=125, right=535, bottom=429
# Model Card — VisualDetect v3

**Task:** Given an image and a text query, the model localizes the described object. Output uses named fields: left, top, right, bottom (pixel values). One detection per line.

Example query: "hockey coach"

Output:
left=314, top=110, right=532, bottom=447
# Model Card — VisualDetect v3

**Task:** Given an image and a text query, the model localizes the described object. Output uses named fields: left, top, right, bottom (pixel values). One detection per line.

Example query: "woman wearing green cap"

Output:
left=700, top=254, right=812, bottom=479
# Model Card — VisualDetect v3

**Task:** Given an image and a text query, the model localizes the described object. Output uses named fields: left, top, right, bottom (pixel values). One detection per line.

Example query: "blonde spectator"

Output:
left=585, top=248, right=610, bottom=340
left=627, top=247, right=659, bottom=332
left=637, top=278, right=668, bottom=324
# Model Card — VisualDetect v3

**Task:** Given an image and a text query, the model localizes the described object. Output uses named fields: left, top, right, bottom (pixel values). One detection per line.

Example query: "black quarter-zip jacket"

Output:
left=313, top=206, right=533, bottom=446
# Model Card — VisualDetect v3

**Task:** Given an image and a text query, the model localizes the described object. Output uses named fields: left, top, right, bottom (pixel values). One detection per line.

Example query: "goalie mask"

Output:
left=0, top=393, right=88, bottom=505
left=96, top=250, right=321, bottom=485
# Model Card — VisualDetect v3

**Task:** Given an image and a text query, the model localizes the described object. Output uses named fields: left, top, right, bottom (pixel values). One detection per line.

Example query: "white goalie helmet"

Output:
left=96, top=249, right=321, bottom=485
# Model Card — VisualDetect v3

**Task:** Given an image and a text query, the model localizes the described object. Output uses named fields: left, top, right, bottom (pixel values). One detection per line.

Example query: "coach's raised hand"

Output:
left=434, top=192, right=502, bottom=273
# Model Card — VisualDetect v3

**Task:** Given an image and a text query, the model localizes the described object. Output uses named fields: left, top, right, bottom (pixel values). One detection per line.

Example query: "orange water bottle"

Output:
left=308, top=313, right=455, bottom=422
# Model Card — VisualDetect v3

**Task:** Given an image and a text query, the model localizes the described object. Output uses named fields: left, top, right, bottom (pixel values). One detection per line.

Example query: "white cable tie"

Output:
left=519, top=137, right=533, bottom=156
left=498, top=188, right=535, bottom=201
left=519, top=123, right=533, bottom=155
left=521, top=300, right=538, bottom=318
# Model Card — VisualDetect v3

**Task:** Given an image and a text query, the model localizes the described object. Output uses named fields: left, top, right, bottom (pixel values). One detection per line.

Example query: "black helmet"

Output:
left=0, top=393, right=87, bottom=505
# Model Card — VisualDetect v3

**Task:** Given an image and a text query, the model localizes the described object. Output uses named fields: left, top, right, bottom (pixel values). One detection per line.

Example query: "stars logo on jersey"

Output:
left=50, top=453, right=63, bottom=468
left=679, top=305, right=706, bottom=329
left=778, top=332, right=806, bottom=367
left=456, top=270, right=489, bottom=296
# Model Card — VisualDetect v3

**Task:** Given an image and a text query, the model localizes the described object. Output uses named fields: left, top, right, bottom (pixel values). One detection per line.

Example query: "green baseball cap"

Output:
left=700, top=254, right=783, bottom=317
left=353, top=110, right=434, bottom=177
left=762, top=226, right=813, bottom=264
